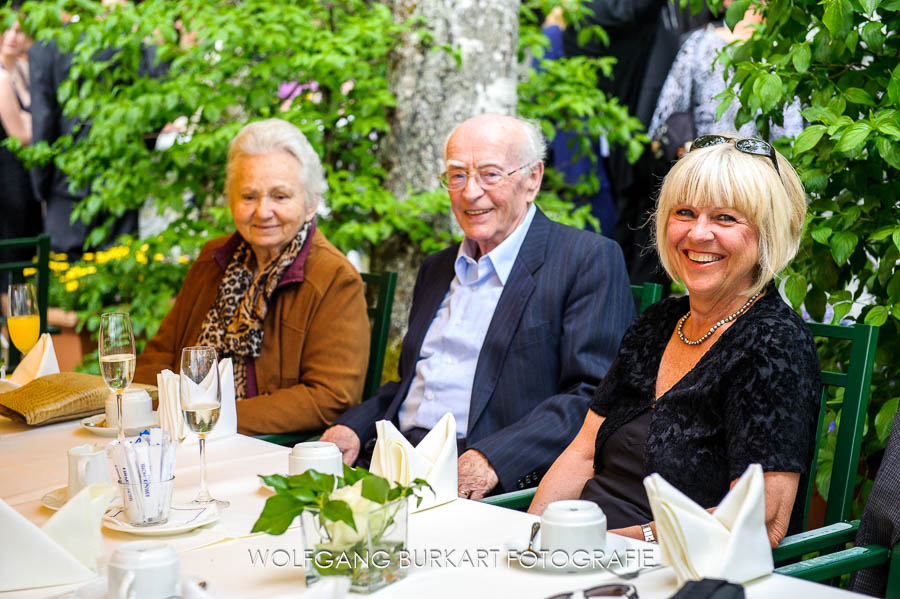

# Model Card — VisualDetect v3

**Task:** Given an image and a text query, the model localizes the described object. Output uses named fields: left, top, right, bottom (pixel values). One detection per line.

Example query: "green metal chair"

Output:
left=255, top=271, right=398, bottom=448
left=481, top=322, right=881, bottom=526
left=360, top=271, right=398, bottom=401
left=630, top=282, right=663, bottom=314
left=772, top=324, right=891, bottom=594
left=0, top=234, right=52, bottom=370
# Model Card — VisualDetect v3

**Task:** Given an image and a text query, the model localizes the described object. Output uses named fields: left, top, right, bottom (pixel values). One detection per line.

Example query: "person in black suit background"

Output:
left=321, top=114, right=635, bottom=500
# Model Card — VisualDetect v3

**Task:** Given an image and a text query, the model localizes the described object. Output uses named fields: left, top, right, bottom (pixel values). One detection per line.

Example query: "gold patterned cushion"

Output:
left=0, top=373, right=156, bottom=426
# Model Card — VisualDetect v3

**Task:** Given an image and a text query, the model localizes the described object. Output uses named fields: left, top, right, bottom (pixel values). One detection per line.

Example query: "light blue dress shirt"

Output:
left=398, top=204, right=537, bottom=437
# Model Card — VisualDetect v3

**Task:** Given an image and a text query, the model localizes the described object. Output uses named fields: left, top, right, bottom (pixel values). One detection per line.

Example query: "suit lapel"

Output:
left=466, top=210, right=550, bottom=436
left=385, top=246, right=458, bottom=419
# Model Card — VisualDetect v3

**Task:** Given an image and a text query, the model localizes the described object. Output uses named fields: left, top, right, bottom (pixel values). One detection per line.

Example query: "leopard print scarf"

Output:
left=196, top=221, right=312, bottom=399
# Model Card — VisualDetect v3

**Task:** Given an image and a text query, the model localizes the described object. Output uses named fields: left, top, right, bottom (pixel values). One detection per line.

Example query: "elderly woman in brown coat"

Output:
left=134, top=119, right=369, bottom=436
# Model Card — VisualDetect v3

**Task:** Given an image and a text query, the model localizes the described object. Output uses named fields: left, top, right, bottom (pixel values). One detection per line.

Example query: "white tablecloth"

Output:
left=0, top=417, right=867, bottom=599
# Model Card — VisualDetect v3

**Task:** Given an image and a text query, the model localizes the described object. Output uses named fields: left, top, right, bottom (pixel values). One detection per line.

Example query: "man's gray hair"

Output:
left=443, top=114, right=547, bottom=169
left=225, top=118, right=327, bottom=210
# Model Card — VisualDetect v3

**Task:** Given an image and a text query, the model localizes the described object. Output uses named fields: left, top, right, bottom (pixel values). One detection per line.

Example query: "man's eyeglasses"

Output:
left=544, top=583, right=639, bottom=599
left=438, top=162, right=535, bottom=191
left=689, top=135, right=780, bottom=174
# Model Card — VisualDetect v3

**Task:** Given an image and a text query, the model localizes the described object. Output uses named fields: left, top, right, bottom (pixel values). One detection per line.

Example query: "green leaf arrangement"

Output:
left=252, top=465, right=433, bottom=536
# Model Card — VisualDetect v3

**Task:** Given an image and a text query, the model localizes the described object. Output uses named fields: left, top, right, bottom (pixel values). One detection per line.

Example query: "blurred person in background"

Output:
left=0, top=2, right=42, bottom=285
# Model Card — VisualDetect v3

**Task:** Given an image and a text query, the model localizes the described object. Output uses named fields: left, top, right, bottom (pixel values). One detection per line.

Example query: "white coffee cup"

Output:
left=540, top=500, right=608, bottom=555
left=107, top=541, right=179, bottom=599
left=106, top=387, right=155, bottom=430
left=67, top=444, right=111, bottom=500
left=289, top=441, right=343, bottom=477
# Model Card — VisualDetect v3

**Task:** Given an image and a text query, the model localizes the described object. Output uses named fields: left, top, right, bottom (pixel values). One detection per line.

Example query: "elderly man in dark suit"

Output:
left=321, top=114, right=634, bottom=499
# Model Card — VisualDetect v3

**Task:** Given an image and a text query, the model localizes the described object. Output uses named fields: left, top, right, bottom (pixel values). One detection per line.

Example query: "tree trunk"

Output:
left=375, top=0, right=520, bottom=362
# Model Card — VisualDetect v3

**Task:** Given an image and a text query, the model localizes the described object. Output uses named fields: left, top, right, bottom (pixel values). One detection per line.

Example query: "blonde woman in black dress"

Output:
left=530, top=136, right=820, bottom=549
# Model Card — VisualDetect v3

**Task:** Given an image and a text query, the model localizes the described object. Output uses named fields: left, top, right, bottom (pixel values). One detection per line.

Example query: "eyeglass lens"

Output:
left=691, top=135, right=779, bottom=173
left=544, top=584, right=637, bottom=599
left=584, top=583, right=638, bottom=597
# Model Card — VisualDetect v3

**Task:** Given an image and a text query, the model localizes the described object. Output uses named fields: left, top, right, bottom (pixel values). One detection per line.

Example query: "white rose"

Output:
left=322, top=481, right=382, bottom=549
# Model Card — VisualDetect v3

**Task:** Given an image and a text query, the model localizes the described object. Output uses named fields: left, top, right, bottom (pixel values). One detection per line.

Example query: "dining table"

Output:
left=0, top=415, right=869, bottom=599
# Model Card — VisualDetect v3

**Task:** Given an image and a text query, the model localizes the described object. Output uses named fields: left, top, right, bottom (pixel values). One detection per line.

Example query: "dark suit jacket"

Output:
left=850, top=403, right=900, bottom=596
left=336, top=209, right=635, bottom=492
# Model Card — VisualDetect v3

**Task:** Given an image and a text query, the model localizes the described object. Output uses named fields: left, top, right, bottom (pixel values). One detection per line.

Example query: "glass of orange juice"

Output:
left=8, top=283, right=40, bottom=354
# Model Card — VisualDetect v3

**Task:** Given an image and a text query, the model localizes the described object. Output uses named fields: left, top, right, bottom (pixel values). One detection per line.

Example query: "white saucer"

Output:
left=41, top=486, right=68, bottom=510
left=80, top=413, right=159, bottom=437
left=103, top=502, right=219, bottom=536
left=505, top=530, right=630, bottom=573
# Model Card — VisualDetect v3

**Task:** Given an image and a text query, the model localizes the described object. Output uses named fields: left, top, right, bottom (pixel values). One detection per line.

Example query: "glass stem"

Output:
left=116, top=391, right=125, bottom=443
left=197, top=433, right=211, bottom=503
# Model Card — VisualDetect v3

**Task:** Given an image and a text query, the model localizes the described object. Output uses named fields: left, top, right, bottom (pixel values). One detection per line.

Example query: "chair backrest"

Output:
left=0, top=234, right=52, bottom=368
left=804, top=322, right=879, bottom=528
left=361, top=271, right=397, bottom=401
left=630, top=282, right=663, bottom=314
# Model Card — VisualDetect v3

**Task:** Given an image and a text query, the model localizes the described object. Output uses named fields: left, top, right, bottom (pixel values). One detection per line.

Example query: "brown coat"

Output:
left=134, top=230, right=370, bottom=435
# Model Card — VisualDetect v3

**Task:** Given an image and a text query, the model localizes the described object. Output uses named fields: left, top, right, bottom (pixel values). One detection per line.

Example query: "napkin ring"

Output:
left=641, top=523, right=657, bottom=544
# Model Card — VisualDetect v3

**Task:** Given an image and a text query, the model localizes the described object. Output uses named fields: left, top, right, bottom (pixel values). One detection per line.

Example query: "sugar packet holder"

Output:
left=109, top=429, right=177, bottom=518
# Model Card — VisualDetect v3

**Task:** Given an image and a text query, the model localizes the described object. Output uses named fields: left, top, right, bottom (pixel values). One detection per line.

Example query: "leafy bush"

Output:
left=3, top=0, right=646, bottom=372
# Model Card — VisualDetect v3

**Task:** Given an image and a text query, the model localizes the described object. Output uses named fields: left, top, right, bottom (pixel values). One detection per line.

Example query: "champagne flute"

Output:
left=99, top=312, right=136, bottom=443
left=7, top=283, right=40, bottom=354
left=180, top=346, right=229, bottom=509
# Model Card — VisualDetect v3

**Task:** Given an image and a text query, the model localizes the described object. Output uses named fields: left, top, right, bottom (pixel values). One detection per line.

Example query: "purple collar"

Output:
left=212, top=220, right=317, bottom=289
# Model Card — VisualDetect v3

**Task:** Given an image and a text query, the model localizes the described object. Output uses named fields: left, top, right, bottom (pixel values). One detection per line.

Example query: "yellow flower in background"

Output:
left=177, top=255, right=190, bottom=264
left=23, top=267, right=37, bottom=277
left=83, top=252, right=95, bottom=261
left=87, top=266, right=97, bottom=274
left=140, top=243, right=149, bottom=253
left=65, top=280, right=79, bottom=292
left=136, top=252, right=148, bottom=265
left=153, top=253, right=165, bottom=262
left=51, top=252, right=68, bottom=261
left=49, top=261, right=69, bottom=272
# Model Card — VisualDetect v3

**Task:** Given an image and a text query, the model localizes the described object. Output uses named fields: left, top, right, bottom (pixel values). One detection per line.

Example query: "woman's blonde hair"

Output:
left=653, top=137, right=807, bottom=296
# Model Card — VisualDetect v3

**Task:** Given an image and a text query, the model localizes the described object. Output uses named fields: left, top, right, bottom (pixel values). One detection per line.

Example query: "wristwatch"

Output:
left=641, top=523, right=657, bottom=544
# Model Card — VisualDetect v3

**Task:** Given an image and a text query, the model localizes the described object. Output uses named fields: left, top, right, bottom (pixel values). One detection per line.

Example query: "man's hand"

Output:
left=320, top=425, right=361, bottom=465
left=457, top=449, right=499, bottom=500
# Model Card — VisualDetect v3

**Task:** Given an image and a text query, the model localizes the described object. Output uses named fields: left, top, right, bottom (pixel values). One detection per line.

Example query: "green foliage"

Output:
left=709, top=0, right=900, bottom=515
left=253, top=467, right=431, bottom=536
left=3, top=0, right=646, bottom=361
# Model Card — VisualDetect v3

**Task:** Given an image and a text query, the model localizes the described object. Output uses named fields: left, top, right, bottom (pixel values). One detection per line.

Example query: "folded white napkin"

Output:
left=157, top=359, right=237, bottom=444
left=43, top=482, right=117, bottom=570
left=0, top=482, right=115, bottom=591
left=369, top=412, right=457, bottom=512
left=8, top=333, right=60, bottom=387
left=644, top=463, right=773, bottom=586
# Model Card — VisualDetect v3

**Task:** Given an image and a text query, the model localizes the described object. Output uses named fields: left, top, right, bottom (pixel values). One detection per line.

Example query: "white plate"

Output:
left=505, top=529, right=630, bottom=573
left=41, top=486, right=68, bottom=511
left=80, top=413, right=159, bottom=438
left=103, top=503, right=219, bottom=536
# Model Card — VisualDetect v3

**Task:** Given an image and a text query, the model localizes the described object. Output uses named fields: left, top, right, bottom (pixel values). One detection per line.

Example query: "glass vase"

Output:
left=300, top=496, right=408, bottom=593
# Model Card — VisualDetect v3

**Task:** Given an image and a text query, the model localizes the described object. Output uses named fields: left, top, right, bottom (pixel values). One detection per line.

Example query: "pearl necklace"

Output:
left=676, top=289, right=763, bottom=346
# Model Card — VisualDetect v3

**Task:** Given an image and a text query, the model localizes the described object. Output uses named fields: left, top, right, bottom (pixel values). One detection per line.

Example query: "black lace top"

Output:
left=588, top=282, right=821, bottom=533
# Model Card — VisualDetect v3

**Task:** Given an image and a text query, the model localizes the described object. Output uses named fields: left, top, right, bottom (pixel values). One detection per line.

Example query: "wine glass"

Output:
left=98, top=312, right=136, bottom=443
left=7, top=283, right=40, bottom=355
left=180, top=346, right=229, bottom=510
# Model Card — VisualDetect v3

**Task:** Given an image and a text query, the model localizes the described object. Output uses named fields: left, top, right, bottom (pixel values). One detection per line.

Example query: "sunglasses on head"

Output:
left=689, top=135, right=780, bottom=174
left=545, top=583, right=639, bottom=599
